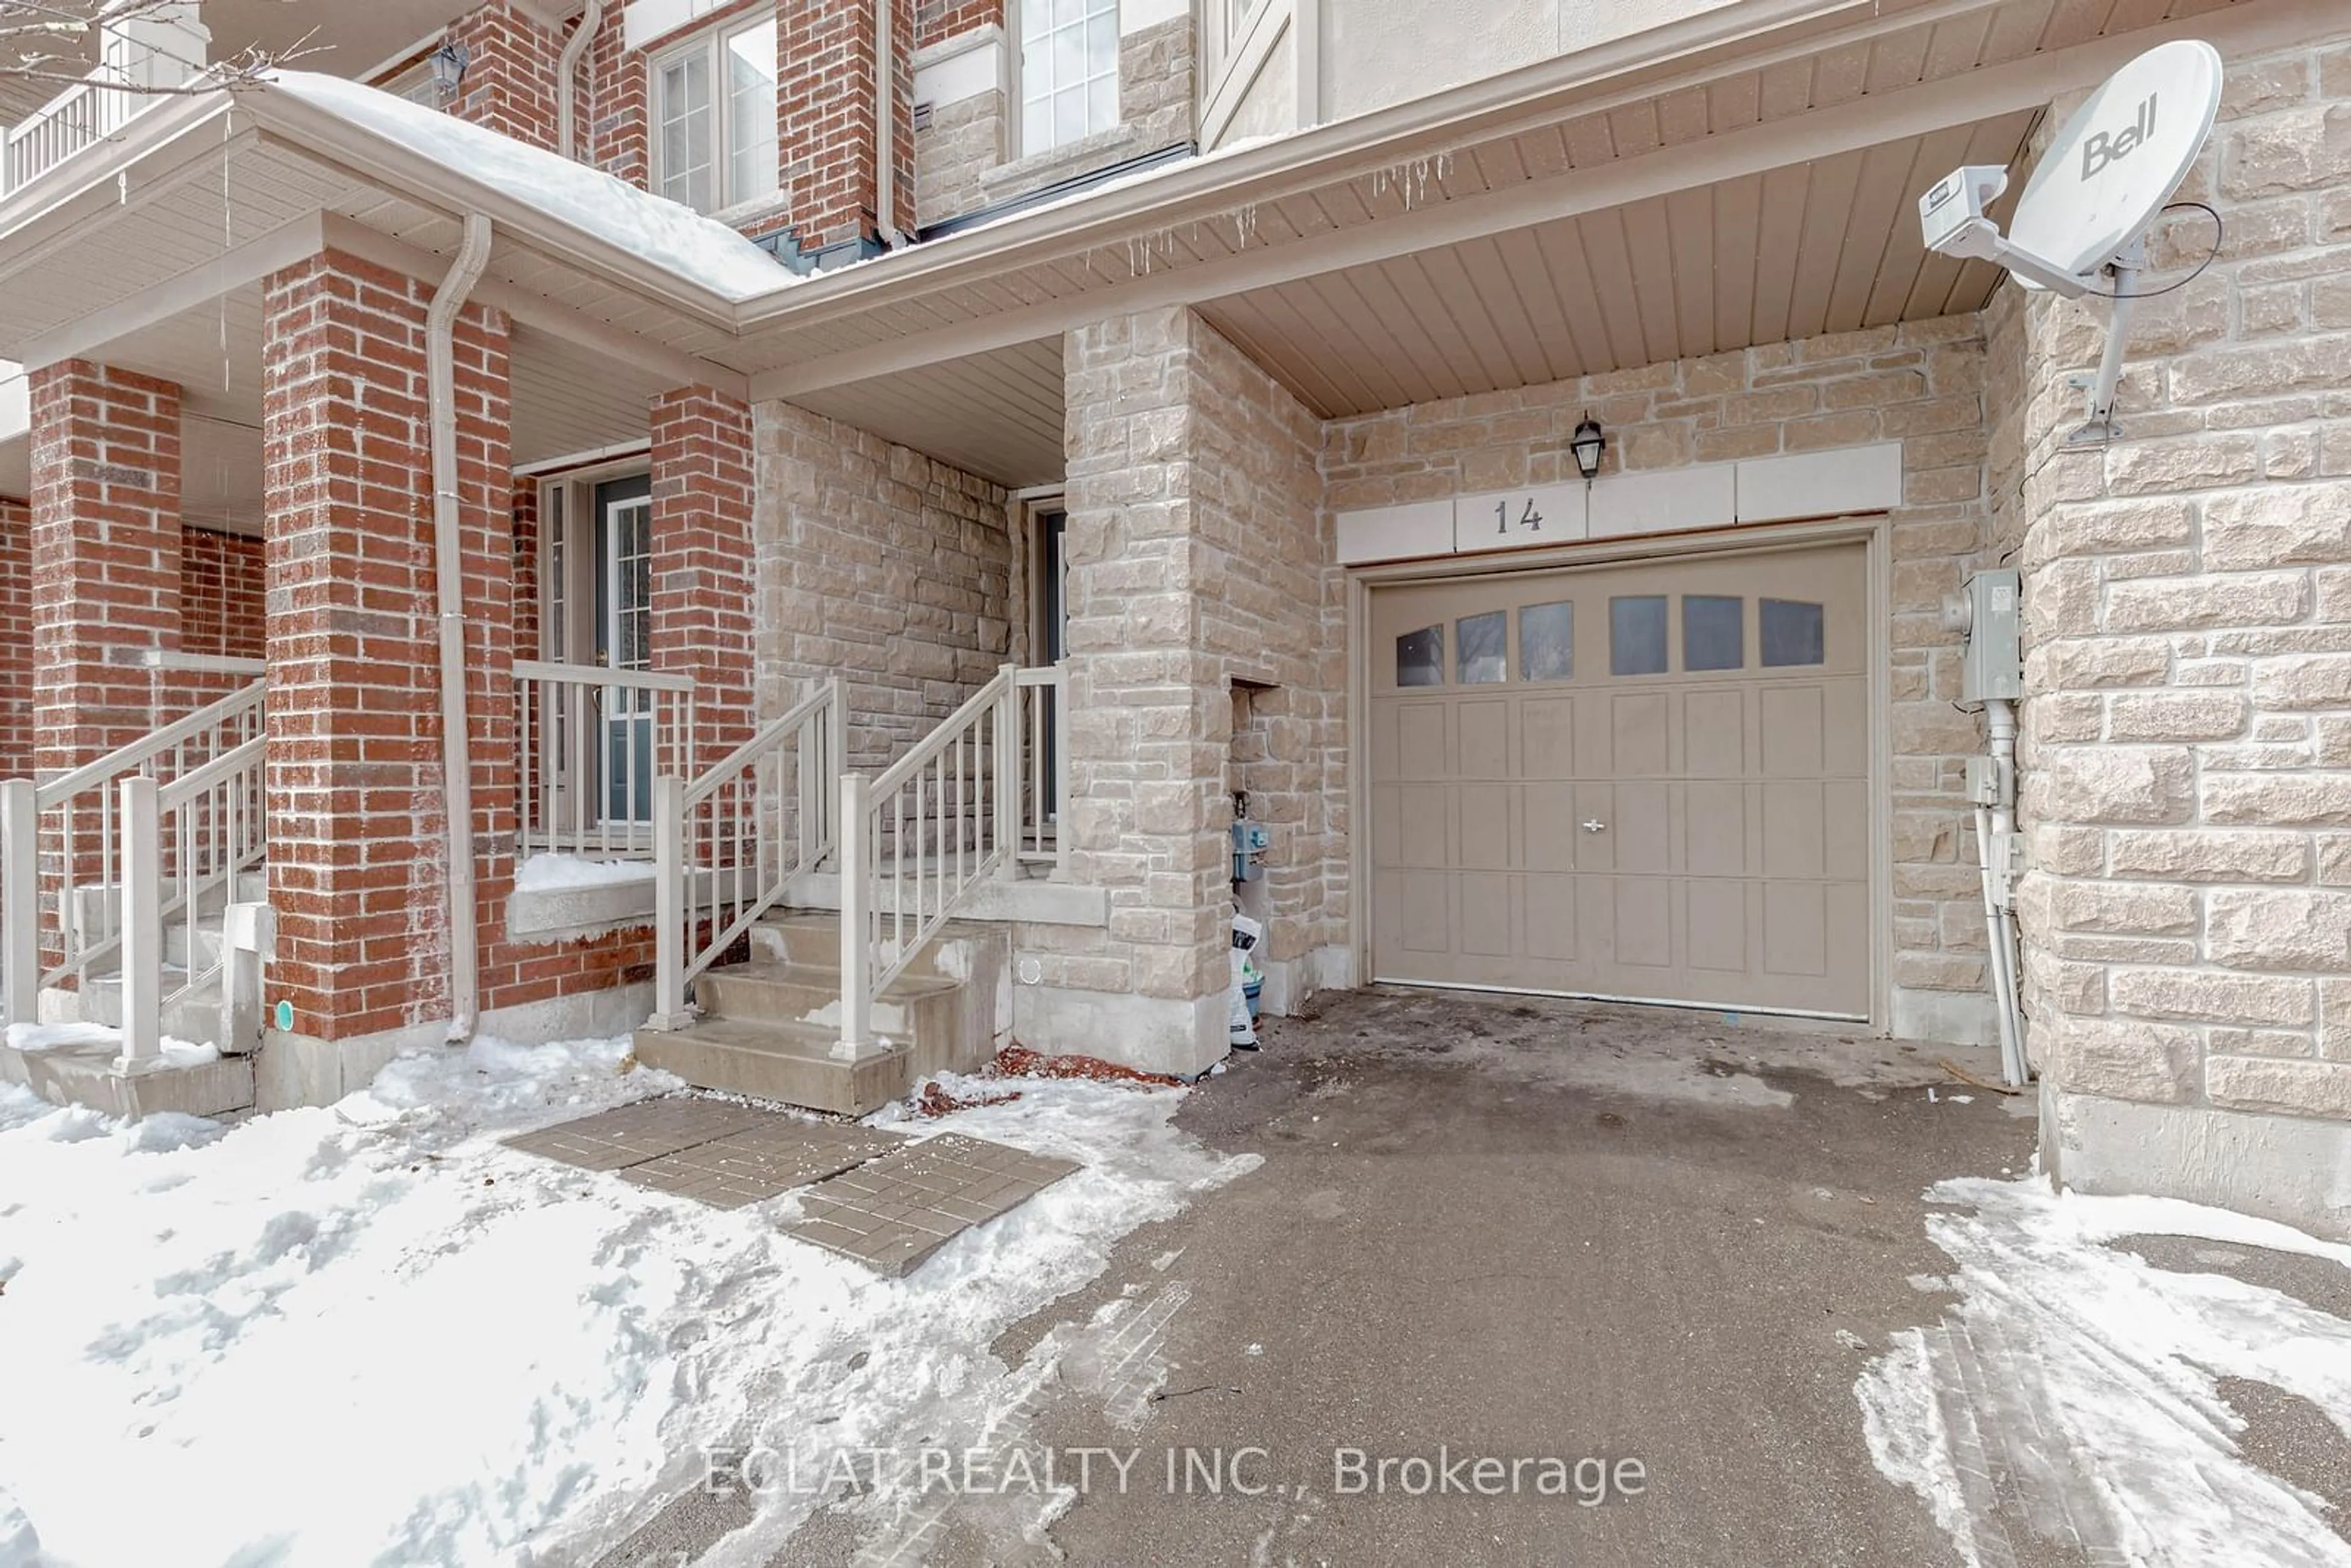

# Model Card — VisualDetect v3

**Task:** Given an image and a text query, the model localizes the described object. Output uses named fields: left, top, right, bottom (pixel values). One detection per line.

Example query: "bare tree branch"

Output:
left=1, top=1, right=307, bottom=96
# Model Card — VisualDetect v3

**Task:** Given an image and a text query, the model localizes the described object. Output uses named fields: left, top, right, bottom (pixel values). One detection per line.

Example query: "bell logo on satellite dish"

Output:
left=1918, top=39, right=2224, bottom=443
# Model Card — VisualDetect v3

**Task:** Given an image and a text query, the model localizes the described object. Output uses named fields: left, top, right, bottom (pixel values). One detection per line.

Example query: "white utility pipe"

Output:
left=556, top=0, right=603, bottom=162
left=1982, top=697, right=2028, bottom=1086
left=874, top=0, right=905, bottom=247
left=427, top=213, right=495, bottom=1041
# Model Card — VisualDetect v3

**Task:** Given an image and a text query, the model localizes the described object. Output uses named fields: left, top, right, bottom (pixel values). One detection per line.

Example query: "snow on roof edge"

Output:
left=261, top=70, right=795, bottom=306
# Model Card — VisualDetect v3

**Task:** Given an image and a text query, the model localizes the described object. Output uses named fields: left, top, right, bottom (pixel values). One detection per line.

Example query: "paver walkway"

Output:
left=502, top=1095, right=1076, bottom=1274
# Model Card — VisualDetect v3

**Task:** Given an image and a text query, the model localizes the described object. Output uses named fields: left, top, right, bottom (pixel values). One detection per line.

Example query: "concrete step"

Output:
left=696, top=959, right=960, bottom=1041
left=78, top=969, right=223, bottom=1046
left=631, top=1017, right=910, bottom=1117
left=0, top=1032, right=254, bottom=1119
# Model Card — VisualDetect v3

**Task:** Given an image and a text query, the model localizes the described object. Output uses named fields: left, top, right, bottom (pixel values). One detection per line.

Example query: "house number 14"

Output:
left=1495, top=498, right=1545, bottom=534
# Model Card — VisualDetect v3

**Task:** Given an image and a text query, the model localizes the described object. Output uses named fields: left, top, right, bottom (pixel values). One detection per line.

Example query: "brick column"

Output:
left=0, top=498, right=29, bottom=779
left=443, top=0, right=564, bottom=152
left=2000, top=37, right=2351, bottom=1233
left=651, top=386, right=757, bottom=760
left=28, top=361, right=184, bottom=777
left=779, top=0, right=914, bottom=253
left=260, top=249, right=513, bottom=1063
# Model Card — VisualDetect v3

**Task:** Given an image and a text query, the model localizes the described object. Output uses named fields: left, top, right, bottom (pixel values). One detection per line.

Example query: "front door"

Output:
left=1367, top=541, right=1870, bottom=1017
left=593, top=476, right=654, bottom=824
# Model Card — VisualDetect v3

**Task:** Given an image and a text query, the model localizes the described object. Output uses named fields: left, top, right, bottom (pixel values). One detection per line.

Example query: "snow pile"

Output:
left=263, top=72, right=792, bottom=303
left=1858, top=1177, right=2351, bottom=1567
left=512, top=852, right=662, bottom=894
left=0, top=1040, right=1253, bottom=1566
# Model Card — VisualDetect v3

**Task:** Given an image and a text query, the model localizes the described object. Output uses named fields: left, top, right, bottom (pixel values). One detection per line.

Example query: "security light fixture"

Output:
left=430, top=40, right=470, bottom=100
left=1570, top=416, right=1605, bottom=482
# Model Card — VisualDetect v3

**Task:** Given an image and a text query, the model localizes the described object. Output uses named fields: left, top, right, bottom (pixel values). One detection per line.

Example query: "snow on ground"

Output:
left=0, top=1042, right=1253, bottom=1567
left=1858, top=1176, right=2351, bottom=1567
left=512, top=852, right=662, bottom=894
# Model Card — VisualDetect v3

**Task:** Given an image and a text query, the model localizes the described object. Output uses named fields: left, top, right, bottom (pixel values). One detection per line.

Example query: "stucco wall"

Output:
left=1321, top=318, right=1999, bottom=1042
left=1995, top=35, right=2351, bottom=1234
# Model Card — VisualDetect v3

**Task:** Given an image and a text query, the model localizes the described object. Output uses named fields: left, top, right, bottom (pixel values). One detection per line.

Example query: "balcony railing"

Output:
left=4, top=9, right=208, bottom=195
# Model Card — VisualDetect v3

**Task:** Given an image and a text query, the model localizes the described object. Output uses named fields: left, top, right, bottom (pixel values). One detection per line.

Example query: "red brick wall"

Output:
left=780, top=0, right=915, bottom=249
left=180, top=527, right=264, bottom=662
left=918, top=0, right=1000, bottom=50
left=261, top=249, right=655, bottom=1044
left=29, top=361, right=182, bottom=775
left=445, top=0, right=565, bottom=152
left=585, top=4, right=650, bottom=189
left=0, top=498, right=28, bottom=779
left=650, top=386, right=757, bottom=760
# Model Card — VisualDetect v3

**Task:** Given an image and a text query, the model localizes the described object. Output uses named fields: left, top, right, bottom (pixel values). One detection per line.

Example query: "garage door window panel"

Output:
left=1684, top=595, right=1745, bottom=672
left=1397, top=625, right=1444, bottom=688
left=1761, top=599, right=1826, bottom=667
left=1610, top=596, right=1668, bottom=677
left=1457, top=610, right=1507, bottom=683
left=1520, top=601, right=1575, bottom=681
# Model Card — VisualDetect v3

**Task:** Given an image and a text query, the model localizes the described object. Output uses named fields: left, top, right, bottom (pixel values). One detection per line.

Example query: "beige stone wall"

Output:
left=2002, top=35, right=2351, bottom=1147
left=751, top=401, right=1013, bottom=763
left=1044, top=304, right=1341, bottom=1074
left=1321, top=321, right=1998, bottom=1039
left=914, top=85, right=1005, bottom=228
left=978, top=18, right=1198, bottom=210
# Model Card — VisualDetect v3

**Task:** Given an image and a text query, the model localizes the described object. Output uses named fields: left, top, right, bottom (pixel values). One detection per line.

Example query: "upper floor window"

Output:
left=1021, top=0, right=1119, bottom=157
left=652, top=12, right=779, bottom=215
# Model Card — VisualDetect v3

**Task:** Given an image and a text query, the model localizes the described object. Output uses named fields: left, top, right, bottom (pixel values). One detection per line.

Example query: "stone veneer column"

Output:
left=1056, top=308, right=1243, bottom=1078
left=258, top=249, right=512, bottom=1097
left=2000, top=36, right=2351, bottom=1236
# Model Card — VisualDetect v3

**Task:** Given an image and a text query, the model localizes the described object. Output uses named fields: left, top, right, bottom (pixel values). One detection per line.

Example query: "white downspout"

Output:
left=1982, top=697, right=2028, bottom=1086
left=557, top=0, right=603, bottom=162
left=874, top=0, right=906, bottom=247
left=428, top=214, right=494, bottom=1041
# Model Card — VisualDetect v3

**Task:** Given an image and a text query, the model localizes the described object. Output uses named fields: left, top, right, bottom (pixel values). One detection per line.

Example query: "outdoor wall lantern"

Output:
left=431, top=40, right=471, bottom=100
left=1570, top=416, right=1606, bottom=481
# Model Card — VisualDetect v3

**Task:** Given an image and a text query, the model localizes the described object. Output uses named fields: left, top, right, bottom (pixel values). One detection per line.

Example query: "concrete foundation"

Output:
left=2042, top=1089, right=2351, bottom=1243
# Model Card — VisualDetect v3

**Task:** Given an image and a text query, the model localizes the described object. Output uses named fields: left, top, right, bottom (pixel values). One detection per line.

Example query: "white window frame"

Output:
left=1017, top=0, right=1121, bottom=158
left=649, top=8, right=780, bottom=216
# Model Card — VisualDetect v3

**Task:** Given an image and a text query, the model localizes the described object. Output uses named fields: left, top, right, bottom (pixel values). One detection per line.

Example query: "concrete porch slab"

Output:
left=1, top=1030, right=255, bottom=1120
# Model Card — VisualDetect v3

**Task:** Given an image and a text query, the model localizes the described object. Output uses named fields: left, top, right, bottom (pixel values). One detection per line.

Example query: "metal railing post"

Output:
left=646, top=774, right=691, bottom=1030
left=1051, top=658, right=1073, bottom=883
left=1, top=779, right=37, bottom=1024
left=119, top=775, right=162, bottom=1068
left=834, top=771, right=871, bottom=1060
left=993, top=664, right=1020, bottom=881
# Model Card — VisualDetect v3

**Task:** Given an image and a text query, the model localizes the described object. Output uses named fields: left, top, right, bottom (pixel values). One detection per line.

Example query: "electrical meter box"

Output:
left=1231, top=820, right=1272, bottom=883
left=1958, top=568, right=2024, bottom=701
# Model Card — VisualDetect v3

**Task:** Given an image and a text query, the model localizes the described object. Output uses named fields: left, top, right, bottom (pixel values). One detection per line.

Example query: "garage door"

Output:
left=1368, top=542, right=1869, bottom=1016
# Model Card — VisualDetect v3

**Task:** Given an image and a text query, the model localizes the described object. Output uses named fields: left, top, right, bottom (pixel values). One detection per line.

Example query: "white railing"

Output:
left=647, top=679, right=842, bottom=1030
left=514, top=659, right=697, bottom=860
left=1012, top=663, right=1068, bottom=877
left=836, top=664, right=1026, bottom=1059
left=1, top=680, right=266, bottom=1025
left=3, top=18, right=203, bottom=193
left=118, top=731, right=266, bottom=1062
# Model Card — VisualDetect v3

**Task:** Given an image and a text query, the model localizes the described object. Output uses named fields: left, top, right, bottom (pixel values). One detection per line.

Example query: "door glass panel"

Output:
left=596, top=483, right=656, bottom=823
left=1610, top=596, right=1668, bottom=677
left=1684, top=595, right=1744, bottom=672
left=1520, top=600, right=1573, bottom=681
left=1396, top=626, right=1443, bottom=688
left=1457, top=610, right=1505, bottom=683
left=1761, top=599, right=1826, bottom=667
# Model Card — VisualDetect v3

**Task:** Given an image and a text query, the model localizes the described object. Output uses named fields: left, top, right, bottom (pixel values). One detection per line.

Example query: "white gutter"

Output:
left=557, top=0, right=603, bottom=162
left=874, top=0, right=904, bottom=247
left=427, top=212, right=493, bottom=1041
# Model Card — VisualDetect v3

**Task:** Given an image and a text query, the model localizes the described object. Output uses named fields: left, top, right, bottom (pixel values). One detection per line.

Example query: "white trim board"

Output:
left=1333, top=442, right=1902, bottom=566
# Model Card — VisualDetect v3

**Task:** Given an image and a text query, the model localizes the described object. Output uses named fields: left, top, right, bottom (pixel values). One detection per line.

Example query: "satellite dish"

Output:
left=2006, top=39, right=2223, bottom=287
left=1914, top=38, right=2225, bottom=440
